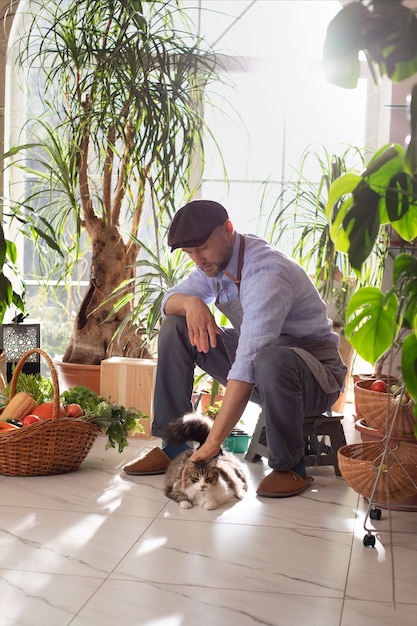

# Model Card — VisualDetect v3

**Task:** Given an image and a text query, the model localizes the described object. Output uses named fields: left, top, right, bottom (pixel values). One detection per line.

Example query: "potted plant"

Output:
left=0, top=223, right=24, bottom=323
left=323, top=0, right=417, bottom=424
left=192, top=373, right=225, bottom=413
left=5, top=0, right=225, bottom=384
left=264, top=144, right=389, bottom=411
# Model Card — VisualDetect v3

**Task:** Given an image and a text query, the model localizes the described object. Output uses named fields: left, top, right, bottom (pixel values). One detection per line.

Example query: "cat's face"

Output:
left=183, top=460, right=219, bottom=491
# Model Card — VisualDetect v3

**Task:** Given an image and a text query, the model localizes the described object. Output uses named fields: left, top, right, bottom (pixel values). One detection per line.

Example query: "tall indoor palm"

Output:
left=7, top=0, right=224, bottom=364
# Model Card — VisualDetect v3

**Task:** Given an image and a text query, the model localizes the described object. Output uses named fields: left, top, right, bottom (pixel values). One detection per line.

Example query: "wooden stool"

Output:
left=245, top=410, right=346, bottom=476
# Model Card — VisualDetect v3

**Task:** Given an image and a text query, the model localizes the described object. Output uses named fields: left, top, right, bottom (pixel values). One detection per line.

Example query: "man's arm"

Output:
left=165, top=293, right=221, bottom=353
left=188, top=379, right=254, bottom=462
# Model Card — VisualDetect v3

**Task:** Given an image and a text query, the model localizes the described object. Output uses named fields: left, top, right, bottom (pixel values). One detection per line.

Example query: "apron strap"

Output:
left=223, top=234, right=245, bottom=292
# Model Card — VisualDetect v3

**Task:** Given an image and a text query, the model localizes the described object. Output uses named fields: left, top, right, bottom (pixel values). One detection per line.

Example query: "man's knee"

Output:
left=158, top=315, right=190, bottom=351
left=254, top=345, right=300, bottom=382
left=159, top=315, right=187, bottom=339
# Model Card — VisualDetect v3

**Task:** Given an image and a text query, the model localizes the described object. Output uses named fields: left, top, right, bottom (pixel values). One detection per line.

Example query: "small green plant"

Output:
left=203, top=400, right=223, bottom=418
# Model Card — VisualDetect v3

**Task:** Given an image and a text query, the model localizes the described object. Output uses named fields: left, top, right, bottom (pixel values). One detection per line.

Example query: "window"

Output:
left=5, top=0, right=379, bottom=357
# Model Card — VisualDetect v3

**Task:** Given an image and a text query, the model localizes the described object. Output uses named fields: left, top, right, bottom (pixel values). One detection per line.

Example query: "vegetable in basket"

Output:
left=61, top=385, right=146, bottom=452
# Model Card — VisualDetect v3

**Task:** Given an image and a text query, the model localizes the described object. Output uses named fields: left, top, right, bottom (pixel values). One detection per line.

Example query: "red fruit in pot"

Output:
left=369, top=379, right=387, bottom=393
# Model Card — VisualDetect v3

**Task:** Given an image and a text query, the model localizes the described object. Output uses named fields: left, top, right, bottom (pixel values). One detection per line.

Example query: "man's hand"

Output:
left=165, top=293, right=220, bottom=353
left=188, top=380, right=255, bottom=464
left=184, top=297, right=221, bottom=352
left=188, top=438, right=222, bottom=464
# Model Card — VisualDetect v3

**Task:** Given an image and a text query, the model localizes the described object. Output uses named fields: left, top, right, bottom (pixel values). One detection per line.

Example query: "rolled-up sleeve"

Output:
left=161, top=269, right=218, bottom=318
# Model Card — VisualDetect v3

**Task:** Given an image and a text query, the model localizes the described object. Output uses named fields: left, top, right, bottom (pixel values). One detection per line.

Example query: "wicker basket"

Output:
left=338, top=441, right=417, bottom=502
left=0, top=349, right=100, bottom=476
left=354, top=378, right=416, bottom=439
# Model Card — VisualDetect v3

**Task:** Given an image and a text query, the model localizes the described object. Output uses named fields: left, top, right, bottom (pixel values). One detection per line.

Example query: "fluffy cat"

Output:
left=164, top=414, right=248, bottom=510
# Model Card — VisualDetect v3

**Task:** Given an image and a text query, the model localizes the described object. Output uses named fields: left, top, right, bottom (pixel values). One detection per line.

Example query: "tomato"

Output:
left=21, top=414, right=42, bottom=427
left=369, top=379, right=387, bottom=393
left=65, top=403, right=83, bottom=417
left=32, top=402, right=66, bottom=419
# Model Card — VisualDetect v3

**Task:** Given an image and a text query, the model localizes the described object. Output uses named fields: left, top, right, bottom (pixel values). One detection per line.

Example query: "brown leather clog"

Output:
left=123, top=447, right=171, bottom=475
left=256, top=469, right=314, bottom=498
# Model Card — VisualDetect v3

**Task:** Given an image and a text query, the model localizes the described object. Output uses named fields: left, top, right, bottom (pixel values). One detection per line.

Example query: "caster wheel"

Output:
left=370, top=508, right=382, bottom=520
left=363, top=534, right=376, bottom=547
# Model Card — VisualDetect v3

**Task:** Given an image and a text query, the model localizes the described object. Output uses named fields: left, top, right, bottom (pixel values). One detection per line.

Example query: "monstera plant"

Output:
left=6, top=0, right=224, bottom=365
left=323, top=0, right=417, bottom=416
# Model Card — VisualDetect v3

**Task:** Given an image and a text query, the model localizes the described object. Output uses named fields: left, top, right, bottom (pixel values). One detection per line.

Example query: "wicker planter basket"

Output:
left=354, top=378, right=415, bottom=439
left=0, top=349, right=100, bottom=476
left=338, top=441, right=417, bottom=502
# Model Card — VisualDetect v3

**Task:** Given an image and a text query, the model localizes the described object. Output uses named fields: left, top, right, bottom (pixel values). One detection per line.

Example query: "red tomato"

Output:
left=32, top=402, right=66, bottom=419
left=21, top=414, right=42, bottom=427
left=369, top=379, right=387, bottom=393
left=65, top=403, right=83, bottom=417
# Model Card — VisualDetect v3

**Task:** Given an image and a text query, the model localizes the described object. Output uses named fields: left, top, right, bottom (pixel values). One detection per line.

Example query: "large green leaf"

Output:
left=394, top=253, right=417, bottom=331
left=323, top=2, right=371, bottom=88
left=324, top=0, right=417, bottom=87
left=402, top=333, right=417, bottom=403
left=0, top=225, right=5, bottom=268
left=326, top=172, right=361, bottom=251
left=385, top=172, right=417, bottom=240
left=345, top=286, right=399, bottom=364
left=344, top=186, right=381, bottom=271
left=364, top=143, right=404, bottom=188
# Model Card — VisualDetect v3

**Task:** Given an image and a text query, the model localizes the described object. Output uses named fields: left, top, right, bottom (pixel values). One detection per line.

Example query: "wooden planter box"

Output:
left=100, top=357, right=157, bottom=439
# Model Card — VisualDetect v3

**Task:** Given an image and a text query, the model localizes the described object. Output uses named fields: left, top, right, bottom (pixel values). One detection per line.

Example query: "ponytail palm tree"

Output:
left=8, top=0, right=224, bottom=364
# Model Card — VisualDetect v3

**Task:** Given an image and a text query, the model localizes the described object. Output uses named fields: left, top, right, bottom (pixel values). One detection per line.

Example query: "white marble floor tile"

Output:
left=341, top=599, right=417, bottom=626
left=0, top=506, right=152, bottom=577
left=346, top=528, right=417, bottom=605
left=0, top=571, right=103, bottom=626
left=0, top=470, right=168, bottom=518
left=111, top=517, right=352, bottom=597
left=73, top=578, right=344, bottom=626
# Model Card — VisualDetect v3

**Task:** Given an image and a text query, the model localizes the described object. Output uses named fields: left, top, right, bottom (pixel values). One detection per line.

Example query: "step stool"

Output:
left=245, top=410, right=346, bottom=476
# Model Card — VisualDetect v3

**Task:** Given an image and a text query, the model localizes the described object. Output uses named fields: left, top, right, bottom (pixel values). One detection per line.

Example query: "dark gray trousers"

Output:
left=153, top=315, right=339, bottom=471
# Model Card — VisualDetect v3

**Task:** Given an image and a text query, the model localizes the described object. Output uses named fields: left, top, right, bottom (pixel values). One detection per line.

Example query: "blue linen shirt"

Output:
left=162, top=232, right=341, bottom=387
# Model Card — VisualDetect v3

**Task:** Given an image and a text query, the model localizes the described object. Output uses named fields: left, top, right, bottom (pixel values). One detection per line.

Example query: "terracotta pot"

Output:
left=53, top=357, right=101, bottom=395
left=193, top=391, right=224, bottom=414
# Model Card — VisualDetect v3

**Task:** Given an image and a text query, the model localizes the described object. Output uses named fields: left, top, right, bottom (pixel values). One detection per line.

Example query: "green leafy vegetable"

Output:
left=60, top=386, right=103, bottom=412
left=80, top=402, right=146, bottom=452
left=5, top=371, right=53, bottom=404
left=61, top=385, right=147, bottom=452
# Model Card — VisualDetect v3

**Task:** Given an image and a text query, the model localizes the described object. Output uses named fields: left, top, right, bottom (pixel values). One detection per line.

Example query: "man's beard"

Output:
left=199, top=250, right=232, bottom=277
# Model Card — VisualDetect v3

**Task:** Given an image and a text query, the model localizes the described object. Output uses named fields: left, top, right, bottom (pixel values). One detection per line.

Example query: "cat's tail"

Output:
left=164, top=413, right=213, bottom=446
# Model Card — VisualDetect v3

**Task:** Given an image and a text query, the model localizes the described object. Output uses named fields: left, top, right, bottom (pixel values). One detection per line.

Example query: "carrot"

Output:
left=0, top=421, right=20, bottom=432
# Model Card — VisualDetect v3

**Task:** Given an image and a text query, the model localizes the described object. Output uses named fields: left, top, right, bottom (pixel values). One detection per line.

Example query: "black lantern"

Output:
left=0, top=323, right=41, bottom=381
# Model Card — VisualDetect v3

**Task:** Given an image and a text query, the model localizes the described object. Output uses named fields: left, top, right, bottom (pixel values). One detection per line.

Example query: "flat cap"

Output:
left=168, top=200, right=229, bottom=251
